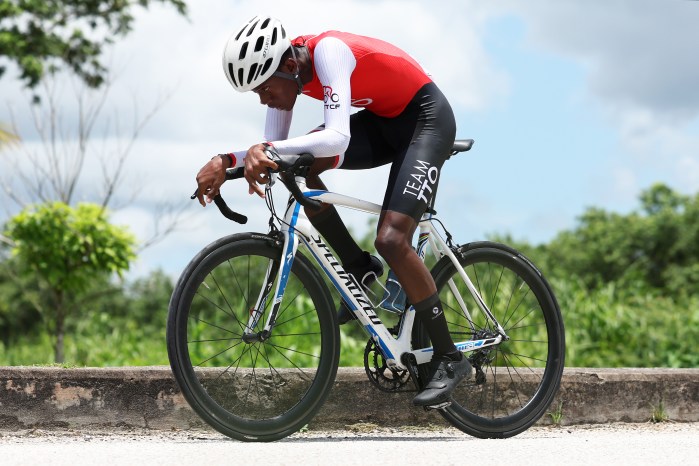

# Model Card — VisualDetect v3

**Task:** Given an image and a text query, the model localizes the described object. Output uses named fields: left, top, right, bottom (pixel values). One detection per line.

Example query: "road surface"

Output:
left=0, top=422, right=696, bottom=465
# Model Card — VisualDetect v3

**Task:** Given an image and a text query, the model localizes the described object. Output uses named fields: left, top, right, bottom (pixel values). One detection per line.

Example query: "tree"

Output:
left=0, top=0, right=187, bottom=90
left=2, top=57, right=184, bottom=250
left=535, top=183, right=699, bottom=294
left=4, top=202, right=136, bottom=363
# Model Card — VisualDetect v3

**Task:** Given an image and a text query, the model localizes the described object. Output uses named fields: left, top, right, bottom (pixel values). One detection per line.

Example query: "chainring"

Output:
left=363, top=333, right=412, bottom=392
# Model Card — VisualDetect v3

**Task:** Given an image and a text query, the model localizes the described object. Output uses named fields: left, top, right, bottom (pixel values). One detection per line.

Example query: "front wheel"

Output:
left=166, top=234, right=340, bottom=442
left=414, top=241, right=565, bottom=438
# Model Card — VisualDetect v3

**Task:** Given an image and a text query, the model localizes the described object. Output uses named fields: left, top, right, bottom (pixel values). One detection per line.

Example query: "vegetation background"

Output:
left=1, top=1, right=697, bottom=368
left=2, top=183, right=698, bottom=367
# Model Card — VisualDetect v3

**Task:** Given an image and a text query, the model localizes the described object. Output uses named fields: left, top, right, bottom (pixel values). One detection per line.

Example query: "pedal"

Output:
left=424, top=400, right=452, bottom=411
left=400, top=353, right=422, bottom=392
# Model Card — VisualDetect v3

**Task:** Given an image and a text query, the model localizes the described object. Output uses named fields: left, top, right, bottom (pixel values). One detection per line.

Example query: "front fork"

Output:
left=243, top=207, right=301, bottom=341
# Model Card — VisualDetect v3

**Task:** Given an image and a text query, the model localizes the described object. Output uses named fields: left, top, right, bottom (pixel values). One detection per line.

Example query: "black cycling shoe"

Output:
left=412, top=353, right=472, bottom=407
left=337, top=253, right=384, bottom=325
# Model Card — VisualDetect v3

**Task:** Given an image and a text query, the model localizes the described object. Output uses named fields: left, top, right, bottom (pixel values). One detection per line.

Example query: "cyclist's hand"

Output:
left=244, top=143, right=278, bottom=197
left=195, top=156, right=227, bottom=206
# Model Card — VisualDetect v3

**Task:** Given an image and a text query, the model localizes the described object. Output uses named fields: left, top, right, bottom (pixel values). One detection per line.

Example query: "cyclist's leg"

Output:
left=377, top=82, right=456, bottom=343
left=372, top=82, right=468, bottom=406
left=304, top=111, right=392, bottom=271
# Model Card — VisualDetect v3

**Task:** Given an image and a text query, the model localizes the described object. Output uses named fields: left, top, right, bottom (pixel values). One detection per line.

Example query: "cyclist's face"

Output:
left=252, top=77, right=297, bottom=111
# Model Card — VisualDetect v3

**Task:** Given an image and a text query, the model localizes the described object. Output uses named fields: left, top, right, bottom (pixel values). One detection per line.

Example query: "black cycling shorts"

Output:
left=315, top=82, right=456, bottom=221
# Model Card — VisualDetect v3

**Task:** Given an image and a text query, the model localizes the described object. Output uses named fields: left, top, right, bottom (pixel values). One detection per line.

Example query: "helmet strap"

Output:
left=271, top=46, right=304, bottom=95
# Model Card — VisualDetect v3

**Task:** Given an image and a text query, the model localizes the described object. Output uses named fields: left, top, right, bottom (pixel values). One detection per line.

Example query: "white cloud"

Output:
left=491, top=0, right=699, bottom=204
left=495, top=0, right=699, bottom=122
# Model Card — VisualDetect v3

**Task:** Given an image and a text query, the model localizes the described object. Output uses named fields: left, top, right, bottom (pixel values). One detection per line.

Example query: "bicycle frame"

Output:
left=244, top=175, right=506, bottom=371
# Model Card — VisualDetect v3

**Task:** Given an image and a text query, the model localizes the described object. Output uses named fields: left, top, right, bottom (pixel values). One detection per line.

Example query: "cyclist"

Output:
left=195, top=15, right=471, bottom=408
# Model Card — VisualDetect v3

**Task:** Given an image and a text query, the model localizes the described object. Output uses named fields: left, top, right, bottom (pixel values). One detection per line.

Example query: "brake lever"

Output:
left=190, top=188, right=248, bottom=224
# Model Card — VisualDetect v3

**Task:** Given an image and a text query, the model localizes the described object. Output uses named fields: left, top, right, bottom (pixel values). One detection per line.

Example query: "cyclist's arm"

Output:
left=264, top=107, right=293, bottom=141
left=222, top=37, right=355, bottom=169
left=217, top=109, right=292, bottom=169
left=267, top=36, right=356, bottom=158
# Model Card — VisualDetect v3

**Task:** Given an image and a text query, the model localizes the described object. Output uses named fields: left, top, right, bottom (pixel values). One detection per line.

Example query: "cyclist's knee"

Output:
left=375, top=225, right=412, bottom=263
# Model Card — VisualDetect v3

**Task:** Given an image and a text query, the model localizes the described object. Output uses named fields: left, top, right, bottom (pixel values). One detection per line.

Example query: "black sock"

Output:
left=413, top=293, right=457, bottom=356
left=309, top=206, right=365, bottom=267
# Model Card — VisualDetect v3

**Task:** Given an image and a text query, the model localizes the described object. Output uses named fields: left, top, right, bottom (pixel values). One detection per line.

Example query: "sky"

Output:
left=1, top=0, right=698, bottom=280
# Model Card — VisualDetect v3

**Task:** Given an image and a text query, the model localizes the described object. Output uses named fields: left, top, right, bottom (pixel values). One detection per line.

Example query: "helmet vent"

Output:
left=234, top=26, right=246, bottom=41
left=239, top=41, right=248, bottom=60
left=223, top=16, right=290, bottom=92
left=228, top=63, right=238, bottom=87
left=261, top=57, right=273, bottom=76
left=246, top=19, right=259, bottom=37
left=247, top=63, right=258, bottom=85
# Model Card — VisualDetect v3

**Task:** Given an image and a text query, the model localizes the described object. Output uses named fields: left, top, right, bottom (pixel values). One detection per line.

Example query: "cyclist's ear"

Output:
left=279, top=57, right=297, bottom=74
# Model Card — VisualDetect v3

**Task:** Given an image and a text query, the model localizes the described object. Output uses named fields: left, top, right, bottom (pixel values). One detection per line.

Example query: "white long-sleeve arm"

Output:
left=225, top=108, right=292, bottom=168
left=270, top=37, right=356, bottom=157
left=226, top=37, right=356, bottom=168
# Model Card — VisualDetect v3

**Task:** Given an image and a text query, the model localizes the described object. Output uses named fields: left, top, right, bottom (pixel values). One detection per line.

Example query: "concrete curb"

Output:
left=1, top=367, right=697, bottom=431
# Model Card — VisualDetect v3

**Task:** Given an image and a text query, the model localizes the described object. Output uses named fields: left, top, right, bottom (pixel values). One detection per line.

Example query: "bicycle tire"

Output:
left=414, top=241, right=565, bottom=438
left=167, top=233, right=340, bottom=442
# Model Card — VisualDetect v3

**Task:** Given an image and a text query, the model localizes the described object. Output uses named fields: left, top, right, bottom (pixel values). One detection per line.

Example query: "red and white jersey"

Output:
left=296, top=31, right=432, bottom=118
left=230, top=31, right=432, bottom=167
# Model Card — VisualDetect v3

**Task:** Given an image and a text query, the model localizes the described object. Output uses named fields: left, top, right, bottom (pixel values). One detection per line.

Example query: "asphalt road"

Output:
left=0, top=423, right=697, bottom=465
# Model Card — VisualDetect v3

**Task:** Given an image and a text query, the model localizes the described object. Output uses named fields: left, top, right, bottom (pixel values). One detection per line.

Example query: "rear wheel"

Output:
left=414, top=241, right=565, bottom=438
left=167, top=234, right=339, bottom=442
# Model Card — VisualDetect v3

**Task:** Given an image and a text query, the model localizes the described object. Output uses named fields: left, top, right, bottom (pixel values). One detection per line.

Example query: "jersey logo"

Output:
left=351, top=98, right=373, bottom=107
left=323, top=86, right=340, bottom=110
left=403, top=160, right=439, bottom=203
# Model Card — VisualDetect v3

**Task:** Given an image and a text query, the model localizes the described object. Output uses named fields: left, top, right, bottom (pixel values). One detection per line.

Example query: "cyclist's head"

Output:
left=222, top=15, right=290, bottom=93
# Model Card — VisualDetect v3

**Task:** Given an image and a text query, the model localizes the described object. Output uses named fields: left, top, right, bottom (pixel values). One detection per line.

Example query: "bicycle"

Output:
left=166, top=139, right=566, bottom=442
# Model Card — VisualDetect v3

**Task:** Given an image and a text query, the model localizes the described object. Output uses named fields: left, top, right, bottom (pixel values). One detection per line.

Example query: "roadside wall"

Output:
left=0, top=367, right=696, bottom=431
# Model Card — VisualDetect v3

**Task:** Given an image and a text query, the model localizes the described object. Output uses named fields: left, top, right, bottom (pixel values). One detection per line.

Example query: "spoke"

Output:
left=189, top=337, right=239, bottom=344
left=242, top=343, right=264, bottom=407
left=445, top=318, right=474, bottom=333
left=226, top=257, right=249, bottom=305
left=443, top=300, right=485, bottom=333
left=194, top=339, right=245, bottom=368
left=489, top=351, right=499, bottom=419
left=508, top=321, right=547, bottom=332
left=212, top=344, right=248, bottom=383
left=499, top=349, right=549, bottom=366
left=489, top=265, right=505, bottom=313
left=266, top=342, right=320, bottom=361
left=472, top=264, right=483, bottom=299
left=503, top=281, right=532, bottom=329
left=500, top=277, right=517, bottom=331
left=500, top=351, right=526, bottom=411
left=193, top=291, right=236, bottom=320
left=508, top=338, right=548, bottom=344
left=506, top=306, right=540, bottom=335
left=259, top=342, right=283, bottom=407
left=266, top=343, right=315, bottom=383
left=275, top=284, right=305, bottom=320
left=274, top=307, right=317, bottom=328
left=271, top=332, right=322, bottom=338
left=190, top=316, right=241, bottom=337
left=209, top=272, right=237, bottom=319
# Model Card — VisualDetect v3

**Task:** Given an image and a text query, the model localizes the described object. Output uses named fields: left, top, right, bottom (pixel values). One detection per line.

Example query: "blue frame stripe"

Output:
left=275, top=202, right=301, bottom=302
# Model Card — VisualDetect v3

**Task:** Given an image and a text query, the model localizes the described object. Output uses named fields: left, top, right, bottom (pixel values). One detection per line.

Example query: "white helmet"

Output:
left=222, top=15, right=290, bottom=92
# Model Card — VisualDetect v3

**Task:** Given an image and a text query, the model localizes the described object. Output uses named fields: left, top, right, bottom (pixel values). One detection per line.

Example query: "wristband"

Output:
left=261, top=142, right=278, bottom=158
left=218, top=153, right=235, bottom=168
